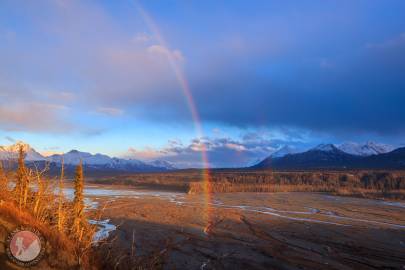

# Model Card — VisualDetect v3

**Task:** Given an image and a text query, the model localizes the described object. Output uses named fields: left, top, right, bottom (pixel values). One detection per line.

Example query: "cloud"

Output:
left=132, top=32, right=151, bottom=43
left=0, top=102, right=74, bottom=133
left=40, top=150, right=63, bottom=157
left=147, top=45, right=184, bottom=62
left=180, top=30, right=405, bottom=137
left=0, top=1, right=185, bottom=133
left=4, top=136, right=15, bottom=143
left=0, top=29, right=16, bottom=42
left=0, top=1, right=404, bottom=142
left=95, top=107, right=124, bottom=117
left=125, top=134, right=286, bottom=168
left=224, top=143, right=246, bottom=152
left=319, top=58, right=334, bottom=69
left=40, top=145, right=62, bottom=157
left=366, top=33, right=405, bottom=49
left=127, top=146, right=168, bottom=160
left=45, top=91, right=76, bottom=103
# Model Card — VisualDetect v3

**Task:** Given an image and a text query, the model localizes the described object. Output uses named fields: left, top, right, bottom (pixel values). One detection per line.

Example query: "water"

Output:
left=60, top=186, right=184, bottom=201
left=59, top=186, right=184, bottom=241
left=59, top=186, right=405, bottom=232
left=88, top=219, right=117, bottom=242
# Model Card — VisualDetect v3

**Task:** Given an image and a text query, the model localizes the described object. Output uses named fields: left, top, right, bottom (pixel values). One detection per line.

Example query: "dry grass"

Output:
left=331, top=187, right=405, bottom=200
left=91, top=170, right=405, bottom=200
left=185, top=170, right=405, bottom=199
left=0, top=200, right=78, bottom=268
left=0, top=148, right=101, bottom=269
left=89, top=170, right=203, bottom=192
left=188, top=182, right=331, bottom=193
left=0, top=149, right=166, bottom=269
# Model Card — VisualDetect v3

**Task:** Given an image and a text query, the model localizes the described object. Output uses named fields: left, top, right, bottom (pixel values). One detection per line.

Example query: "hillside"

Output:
left=0, top=149, right=102, bottom=269
left=0, top=202, right=79, bottom=270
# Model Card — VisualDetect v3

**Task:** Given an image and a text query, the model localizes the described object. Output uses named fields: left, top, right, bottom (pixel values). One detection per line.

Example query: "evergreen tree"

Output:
left=57, top=159, right=66, bottom=232
left=0, top=162, right=8, bottom=196
left=15, top=146, right=27, bottom=209
left=72, top=160, right=85, bottom=239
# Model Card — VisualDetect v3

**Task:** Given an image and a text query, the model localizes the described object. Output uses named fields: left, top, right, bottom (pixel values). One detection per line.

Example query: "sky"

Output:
left=0, top=0, right=405, bottom=168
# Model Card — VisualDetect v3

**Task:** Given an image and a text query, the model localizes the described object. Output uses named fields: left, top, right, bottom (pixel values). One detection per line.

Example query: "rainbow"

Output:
left=135, top=4, right=213, bottom=231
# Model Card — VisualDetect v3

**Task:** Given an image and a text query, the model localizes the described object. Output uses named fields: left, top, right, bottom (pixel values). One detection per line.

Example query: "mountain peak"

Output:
left=271, top=145, right=298, bottom=158
left=0, top=141, right=44, bottom=161
left=0, top=142, right=173, bottom=172
left=312, top=144, right=338, bottom=152
left=6, top=141, right=32, bottom=152
left=338, top=141, right=393, bottom=156
left=148, top=160, right=177, bottom=170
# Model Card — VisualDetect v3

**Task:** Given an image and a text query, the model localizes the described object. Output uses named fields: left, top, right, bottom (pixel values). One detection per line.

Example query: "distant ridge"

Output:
left=0, top=141, right=176, bottom=173
left=0, top=141, right=44, bottom=161
left=270, top=145, right=299, bottom=158
left=2, top=141, right=403, bottom=171
left=337, top=141, right=394, bottom=156
left=253, top=143, right=405, bottom=170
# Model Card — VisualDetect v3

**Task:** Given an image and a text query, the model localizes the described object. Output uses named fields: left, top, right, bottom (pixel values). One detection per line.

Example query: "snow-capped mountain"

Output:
left=147, top=160, right=177, bottom=170
left=254, top=143, right=353, bottom=170
left=253, top=141, right=405, bottom=170
left=311, top=143, right=339, bottom=152
left=270, top=145, right=299, bottom=158
left=47, top=150, right=120, bottom=166
left=47, top=151, right=175, bottom=170
left=338, top=141, right=394, bottom=156
left=0, top=141, right=44, bottom=161
left=0, top=142, right=175, bottom=171
left=253, top=144, right=405, bottom=170
left=46, top=150, right=176, bottom=170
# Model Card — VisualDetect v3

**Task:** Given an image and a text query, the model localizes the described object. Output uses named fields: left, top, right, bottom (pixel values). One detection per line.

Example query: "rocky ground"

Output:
left=89, top=190, right=405, bottom=270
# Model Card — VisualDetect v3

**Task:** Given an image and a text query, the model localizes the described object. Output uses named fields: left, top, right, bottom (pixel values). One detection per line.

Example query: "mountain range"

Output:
left=253, top=143, right=405, bottom=170
left=337, top=141, right=394, bottom=156
left=1, top=141, right=404, bottom=172
left=0, top=141, right=175, bottom=173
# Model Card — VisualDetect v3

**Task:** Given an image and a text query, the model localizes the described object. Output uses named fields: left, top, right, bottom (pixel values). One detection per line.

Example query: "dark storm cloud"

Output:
left=106, top=2, right=405, bottom=140
left=1, top=0, right=405, bottom=143
left=186, top=32, right=405, bottom=137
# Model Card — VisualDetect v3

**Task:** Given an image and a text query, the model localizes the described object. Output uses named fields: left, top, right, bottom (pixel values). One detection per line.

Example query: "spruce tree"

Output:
left=15, top=145, right=27, bottom=209
left=72, top=160, right=85, bottom=239
left=0, top=162, right=8, bottom=196
left=57, top=159, right=65, bottom=232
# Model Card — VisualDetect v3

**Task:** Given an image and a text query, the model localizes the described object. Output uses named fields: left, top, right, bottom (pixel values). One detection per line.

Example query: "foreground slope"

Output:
left=0, top=202, right=78, bottom=270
